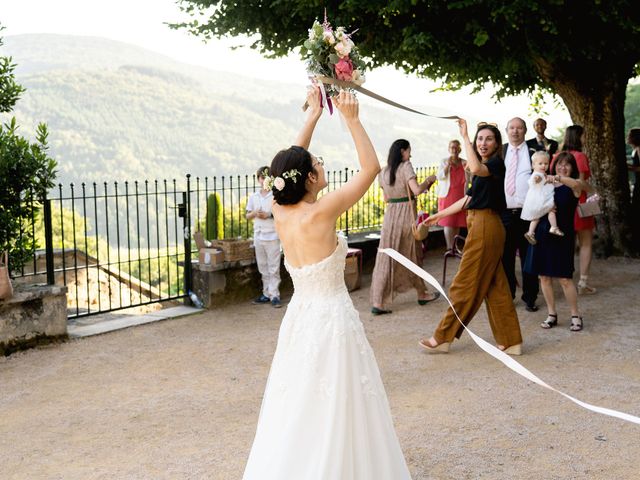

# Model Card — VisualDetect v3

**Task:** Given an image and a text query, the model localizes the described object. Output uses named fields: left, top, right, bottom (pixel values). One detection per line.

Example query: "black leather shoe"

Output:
left=525, top=303, right=539, bottom=312
left=371, top=307, right=392, bottom=315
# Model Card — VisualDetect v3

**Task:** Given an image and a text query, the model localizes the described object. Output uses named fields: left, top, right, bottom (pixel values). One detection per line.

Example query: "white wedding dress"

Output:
left=243, top=236, right=412, bottom=480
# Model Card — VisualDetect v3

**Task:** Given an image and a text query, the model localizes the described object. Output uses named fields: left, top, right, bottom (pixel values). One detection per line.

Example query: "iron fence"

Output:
left=190, top=165, right=439, bottom=239
left=13, top=166, right=438, bottom=318
left=15, top=179, right=192, bottom=318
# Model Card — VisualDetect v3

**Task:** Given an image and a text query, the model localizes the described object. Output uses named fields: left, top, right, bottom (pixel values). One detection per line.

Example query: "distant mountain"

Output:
left=1, top=34, right=454, bottom=185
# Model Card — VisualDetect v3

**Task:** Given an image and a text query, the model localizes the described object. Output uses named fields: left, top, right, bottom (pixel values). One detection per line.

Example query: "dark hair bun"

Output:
left=269, top=146, right=313, bottom=205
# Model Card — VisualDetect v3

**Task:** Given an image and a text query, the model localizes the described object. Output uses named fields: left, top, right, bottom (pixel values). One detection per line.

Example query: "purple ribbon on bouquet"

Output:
left=315, top=79, right=333, bottom=115
left=380, top=247, right=640, bottom=426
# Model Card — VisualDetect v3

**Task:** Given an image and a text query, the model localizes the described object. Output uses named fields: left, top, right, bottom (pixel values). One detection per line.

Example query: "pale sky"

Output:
left=0, top=0, right=571, bottom=131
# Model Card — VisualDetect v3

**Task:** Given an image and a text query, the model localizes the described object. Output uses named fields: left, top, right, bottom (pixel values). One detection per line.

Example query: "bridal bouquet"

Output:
left=301, top=17, right=367, bottom=96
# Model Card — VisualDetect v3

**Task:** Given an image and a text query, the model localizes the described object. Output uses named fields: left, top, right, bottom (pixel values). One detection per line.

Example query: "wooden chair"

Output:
left=442, top=234, right=466, bottom=286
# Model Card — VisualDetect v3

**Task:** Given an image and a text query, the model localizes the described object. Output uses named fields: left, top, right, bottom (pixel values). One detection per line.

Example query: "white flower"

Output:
left=263, top=176, right=273, bottom=191
left=334, top=39, right=352, bottom=58
left=308, top=28, right=316, bottom=41
left=282, top=168, right=301, bottom=182
left=351, top=70, right=365, bottom=86
left=322, top=30, right=335, bottom=45
left=335, top=26, right=345, bottom=40
left=273, top=177, right=286, bottom=191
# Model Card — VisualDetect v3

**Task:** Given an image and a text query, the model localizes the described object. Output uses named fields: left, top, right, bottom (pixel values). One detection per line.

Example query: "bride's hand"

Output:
left=305, top=85, right=322, bottom=115
left=333, top=90, right=359, bottom=121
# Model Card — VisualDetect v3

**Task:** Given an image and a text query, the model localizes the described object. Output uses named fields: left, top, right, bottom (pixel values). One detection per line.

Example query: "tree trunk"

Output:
left=547, top=71, right=632, bottom=256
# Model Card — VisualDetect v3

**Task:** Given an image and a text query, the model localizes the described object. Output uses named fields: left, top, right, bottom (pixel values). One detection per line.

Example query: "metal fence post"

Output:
left=344, top=167, right=350, bottom=237
left=183, top=175, right=193, bottom=301
left=43, top=197, right=55, bottom=285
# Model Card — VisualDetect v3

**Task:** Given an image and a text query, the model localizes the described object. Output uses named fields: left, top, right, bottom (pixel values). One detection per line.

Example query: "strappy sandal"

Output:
left=540, top=313, right=558, bottom=329
left=577, top=283, right=597, bottom=295
left=524, top=232, right=537, bottom=245
left=570, top=315, right=583, bottom=332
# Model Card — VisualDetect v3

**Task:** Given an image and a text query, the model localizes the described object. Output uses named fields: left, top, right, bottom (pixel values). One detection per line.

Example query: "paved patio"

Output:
left=1, top=248, right=639, bottom=479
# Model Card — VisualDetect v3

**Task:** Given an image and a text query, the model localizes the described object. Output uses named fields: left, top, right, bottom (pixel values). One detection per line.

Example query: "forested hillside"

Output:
left=1, top=34, right=454, bottom=185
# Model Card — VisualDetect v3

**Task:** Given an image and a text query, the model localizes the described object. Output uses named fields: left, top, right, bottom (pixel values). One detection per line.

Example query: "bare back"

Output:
left=270, top=89, right=379, bottom=267
left=273, top=199, right=342, bottom=268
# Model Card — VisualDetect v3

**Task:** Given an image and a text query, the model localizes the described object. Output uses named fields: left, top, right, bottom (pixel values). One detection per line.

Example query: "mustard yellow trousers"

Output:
left=433, top=209, right=523, bottom=348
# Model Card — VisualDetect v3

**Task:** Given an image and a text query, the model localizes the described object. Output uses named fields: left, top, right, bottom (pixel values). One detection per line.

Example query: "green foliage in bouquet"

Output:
left=300, top=19, right=367, bottom=95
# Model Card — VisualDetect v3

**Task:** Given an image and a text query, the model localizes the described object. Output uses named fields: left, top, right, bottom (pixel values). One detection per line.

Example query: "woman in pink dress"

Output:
left=436, top=140, right=469, bottom=251
left=552, top=125, right=597, bottom=294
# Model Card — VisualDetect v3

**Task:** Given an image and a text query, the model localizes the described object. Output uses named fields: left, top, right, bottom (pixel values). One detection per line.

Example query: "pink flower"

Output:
left=334, top=57, right=353, bottom=81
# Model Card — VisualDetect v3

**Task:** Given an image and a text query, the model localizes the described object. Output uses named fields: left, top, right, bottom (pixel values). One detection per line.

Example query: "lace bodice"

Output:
left=285, top=236, right=349, bottom=298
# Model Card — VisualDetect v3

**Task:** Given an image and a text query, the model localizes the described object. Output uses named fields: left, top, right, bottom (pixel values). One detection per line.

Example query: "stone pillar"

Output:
left=0, top=284, right=68, bottom=356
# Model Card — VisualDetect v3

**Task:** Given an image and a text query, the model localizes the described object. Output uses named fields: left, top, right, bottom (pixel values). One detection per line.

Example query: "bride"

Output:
left=242, top=87, right=412, bottom=479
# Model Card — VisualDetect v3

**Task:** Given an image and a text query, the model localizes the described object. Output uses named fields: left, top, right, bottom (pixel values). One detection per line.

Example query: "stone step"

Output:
left=67, top=305, right=202, bottom=338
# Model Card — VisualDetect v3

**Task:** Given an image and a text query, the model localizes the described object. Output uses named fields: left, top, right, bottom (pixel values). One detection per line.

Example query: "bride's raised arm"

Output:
left=316, top=90, right=380, bottom=219
left=292, top=86, right=323, bottom=150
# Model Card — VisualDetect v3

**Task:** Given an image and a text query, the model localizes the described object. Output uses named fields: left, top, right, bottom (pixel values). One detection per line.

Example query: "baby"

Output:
left=521, top=151, right=563, bottom=245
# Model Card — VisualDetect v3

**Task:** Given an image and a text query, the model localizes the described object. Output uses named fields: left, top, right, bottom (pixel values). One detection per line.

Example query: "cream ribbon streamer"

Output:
left=304, top=76, right=461, bottom=120
left=379, top=247, right=640, bottom=426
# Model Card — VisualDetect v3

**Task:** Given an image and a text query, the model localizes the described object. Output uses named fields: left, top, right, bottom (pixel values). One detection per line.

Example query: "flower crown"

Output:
left=263, top=168, right=301, bottom=192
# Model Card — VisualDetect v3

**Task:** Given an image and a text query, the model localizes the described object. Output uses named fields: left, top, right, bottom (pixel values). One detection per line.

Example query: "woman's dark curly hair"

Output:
left=551, top=151, right=579, bottom=179
left=269, top=145, right=315, bottom=205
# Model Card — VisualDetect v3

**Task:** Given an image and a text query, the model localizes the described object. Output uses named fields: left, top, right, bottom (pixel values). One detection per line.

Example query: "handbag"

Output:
left=407, top=184, right=429, bottom=241
left=577, top=193, right=602, bottom=218
left=0, top=251, right=14, bottom=301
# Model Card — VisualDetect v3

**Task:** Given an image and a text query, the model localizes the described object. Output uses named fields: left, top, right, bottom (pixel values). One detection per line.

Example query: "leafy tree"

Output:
left=174, top=1, right=640, bottom=254
left=0, top=30, right=57, bottom=274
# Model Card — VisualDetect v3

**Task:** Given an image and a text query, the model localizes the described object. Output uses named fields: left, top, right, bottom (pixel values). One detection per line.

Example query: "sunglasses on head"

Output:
left=477, top=122, right=498, bottom=128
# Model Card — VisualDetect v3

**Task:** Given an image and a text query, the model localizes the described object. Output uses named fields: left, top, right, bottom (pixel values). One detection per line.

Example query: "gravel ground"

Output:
left=1, top=250, right=639, bottom=480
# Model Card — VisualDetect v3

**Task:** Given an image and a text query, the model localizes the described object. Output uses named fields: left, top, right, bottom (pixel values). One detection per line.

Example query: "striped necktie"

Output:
left=506, top=147, right=518, bottom=196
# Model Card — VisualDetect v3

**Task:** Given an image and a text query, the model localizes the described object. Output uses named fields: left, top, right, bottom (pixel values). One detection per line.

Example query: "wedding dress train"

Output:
left=243, top=236, right=412, bottom=479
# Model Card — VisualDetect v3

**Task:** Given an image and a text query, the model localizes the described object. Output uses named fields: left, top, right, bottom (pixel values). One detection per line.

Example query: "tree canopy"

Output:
left=174, top=0, right=640, bottom=254
left=175, top=1, right=639, bottom=98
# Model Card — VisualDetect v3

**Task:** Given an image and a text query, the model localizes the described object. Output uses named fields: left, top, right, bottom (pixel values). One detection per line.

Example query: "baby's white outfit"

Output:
left=521, top=172, right=555, bottom=221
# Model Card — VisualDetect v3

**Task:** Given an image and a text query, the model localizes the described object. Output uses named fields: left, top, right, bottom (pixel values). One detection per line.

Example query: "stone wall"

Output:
left=192, top=259, right=292, bottom=309
left=0, top=284, right=68, bottom=356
